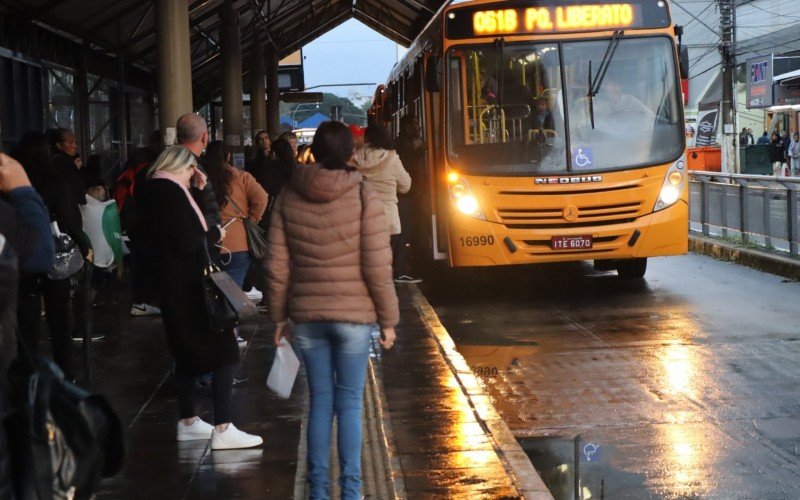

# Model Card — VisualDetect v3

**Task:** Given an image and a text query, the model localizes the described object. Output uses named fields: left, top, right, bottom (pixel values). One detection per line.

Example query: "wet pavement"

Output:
left=54, top=279, right=529, bottom=498
left=423, top=255, right=800, bottom=499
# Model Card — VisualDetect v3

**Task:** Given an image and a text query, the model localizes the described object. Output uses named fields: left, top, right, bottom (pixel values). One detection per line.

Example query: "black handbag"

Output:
left=225, top=197, right=269, bottom=260
left=48, top=222, right=83, bottom=280
left=4, top=351, right=124, bottom=500
left=201, top=244, right=258, bottom=334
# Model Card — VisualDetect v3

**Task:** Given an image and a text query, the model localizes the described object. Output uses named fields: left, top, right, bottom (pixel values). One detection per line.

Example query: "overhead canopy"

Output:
left=775, top=69, right=800, bottom=87
left=0, top=0, right=448, bottom=104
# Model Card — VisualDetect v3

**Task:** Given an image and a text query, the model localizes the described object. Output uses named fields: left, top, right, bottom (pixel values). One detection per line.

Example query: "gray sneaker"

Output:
left=393, top=275, right=422, bottom=284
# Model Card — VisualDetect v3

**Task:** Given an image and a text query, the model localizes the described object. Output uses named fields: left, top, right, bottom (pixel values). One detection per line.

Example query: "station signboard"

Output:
left=745, top=54, right=773, bottom=109
left=279, top=50, right=304, bottom=92
left=774, top=79, right=800, bottom=106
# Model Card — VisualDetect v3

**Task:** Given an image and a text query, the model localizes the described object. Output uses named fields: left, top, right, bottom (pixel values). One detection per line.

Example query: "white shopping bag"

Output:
left=267, top=339, right=300, bottom=399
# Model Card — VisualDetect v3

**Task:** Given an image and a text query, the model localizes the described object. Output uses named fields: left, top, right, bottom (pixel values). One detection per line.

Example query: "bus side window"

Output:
left=447, top=56, right=465, bottom=151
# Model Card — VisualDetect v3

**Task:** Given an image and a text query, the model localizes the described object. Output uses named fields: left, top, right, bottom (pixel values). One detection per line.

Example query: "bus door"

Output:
left=424, top=52, right=449, bottom=261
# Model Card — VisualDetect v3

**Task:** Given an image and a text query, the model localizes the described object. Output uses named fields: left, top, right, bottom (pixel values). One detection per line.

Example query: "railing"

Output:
left=689, top=171, right=800, bottom=256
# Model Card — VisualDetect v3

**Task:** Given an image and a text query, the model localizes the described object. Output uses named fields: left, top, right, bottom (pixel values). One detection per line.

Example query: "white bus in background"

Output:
left=292, top=128, right=316, bottom=145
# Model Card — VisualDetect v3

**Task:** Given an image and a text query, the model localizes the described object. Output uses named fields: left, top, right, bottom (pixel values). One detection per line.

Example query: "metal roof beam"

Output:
left=83, top=1, right=151, bottom=33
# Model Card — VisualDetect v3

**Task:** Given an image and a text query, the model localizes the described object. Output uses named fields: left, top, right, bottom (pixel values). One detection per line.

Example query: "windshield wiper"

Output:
left=587, top=30, right=624, bottom=129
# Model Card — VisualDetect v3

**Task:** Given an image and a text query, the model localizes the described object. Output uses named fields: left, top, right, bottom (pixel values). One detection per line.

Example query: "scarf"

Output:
left=151, top=171, right=208, bottom=232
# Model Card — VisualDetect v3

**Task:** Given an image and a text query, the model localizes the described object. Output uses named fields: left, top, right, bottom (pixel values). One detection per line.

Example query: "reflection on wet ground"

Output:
left=424, top=255, right=800, bottom=499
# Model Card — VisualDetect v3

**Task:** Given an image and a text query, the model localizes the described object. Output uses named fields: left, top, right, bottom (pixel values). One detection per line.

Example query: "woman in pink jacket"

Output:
left=267, top=121, right=398, bottom=499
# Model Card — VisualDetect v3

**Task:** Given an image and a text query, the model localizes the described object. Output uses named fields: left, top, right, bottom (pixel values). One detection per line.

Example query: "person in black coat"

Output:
left=49, top=128, right=86, bottom=206
left=0, top=152, right=54, bottom=499
left=769, top=132, right=786, bottom=176
left=13, top=133, right=90, bottom=381
left=137, top=145, right=262, bottom=450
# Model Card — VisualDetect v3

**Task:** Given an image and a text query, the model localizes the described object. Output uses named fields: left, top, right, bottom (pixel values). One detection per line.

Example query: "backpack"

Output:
left=112, top=162, right=149, bottom=233
left=4, top=352, right=124, bottom=500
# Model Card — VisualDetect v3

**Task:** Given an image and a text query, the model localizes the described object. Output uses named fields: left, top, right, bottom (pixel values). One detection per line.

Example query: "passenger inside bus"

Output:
left=447, top=37, right=681, bottom=174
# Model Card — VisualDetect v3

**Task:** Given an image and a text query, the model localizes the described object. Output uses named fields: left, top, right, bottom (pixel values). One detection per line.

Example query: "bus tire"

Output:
left=617, top=258, right=647, bottom=279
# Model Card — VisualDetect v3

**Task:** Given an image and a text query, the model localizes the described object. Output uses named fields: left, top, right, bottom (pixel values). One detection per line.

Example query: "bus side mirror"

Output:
left=679, top=45, right=689, bottom=79
left=425, top=56, right=442, bottom=93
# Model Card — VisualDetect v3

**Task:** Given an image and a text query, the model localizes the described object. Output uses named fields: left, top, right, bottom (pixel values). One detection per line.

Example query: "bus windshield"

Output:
left=446, top=37, right=683, bottom=175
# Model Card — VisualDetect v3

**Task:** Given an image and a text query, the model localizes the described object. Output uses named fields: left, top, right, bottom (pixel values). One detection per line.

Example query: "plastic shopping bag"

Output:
left=267, top=339, right=299, bottom=399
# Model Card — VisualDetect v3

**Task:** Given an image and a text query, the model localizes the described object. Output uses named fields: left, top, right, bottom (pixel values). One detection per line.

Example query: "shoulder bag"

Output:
left=5, top=347, right=124, bottom=500
left=48, top=221, right=84, bottom=280
left=225, top=196, right=268, bottom=260
left=201, top=243, right=258, bottom=334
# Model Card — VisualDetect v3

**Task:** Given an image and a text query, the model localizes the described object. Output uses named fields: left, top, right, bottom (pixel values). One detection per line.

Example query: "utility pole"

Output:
left=718, top=0, right=737, bottom=173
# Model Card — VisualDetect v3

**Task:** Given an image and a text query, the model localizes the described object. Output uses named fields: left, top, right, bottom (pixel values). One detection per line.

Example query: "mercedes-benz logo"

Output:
left=562, top=205, right=579, bottom=222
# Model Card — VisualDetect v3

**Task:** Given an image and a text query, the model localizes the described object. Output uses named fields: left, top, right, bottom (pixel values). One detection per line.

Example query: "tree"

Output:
left=282, top=93, right=367, bottom=127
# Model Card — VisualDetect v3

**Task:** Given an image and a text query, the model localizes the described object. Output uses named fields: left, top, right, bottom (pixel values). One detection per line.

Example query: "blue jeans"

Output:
left=222, top=251, right=250, bottom=288
left=293, top=322, right=373, bottom=500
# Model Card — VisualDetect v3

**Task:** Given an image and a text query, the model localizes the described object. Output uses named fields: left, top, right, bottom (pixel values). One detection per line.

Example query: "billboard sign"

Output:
left=694, top=103, right=719, bottom=147
left=745, top=55, right=773, bottom=109
left=774, top=80, right=800, bottom=106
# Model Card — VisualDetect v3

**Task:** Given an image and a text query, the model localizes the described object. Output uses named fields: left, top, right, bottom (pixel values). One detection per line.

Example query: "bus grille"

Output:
left=497, top=202, right=643, bottom=229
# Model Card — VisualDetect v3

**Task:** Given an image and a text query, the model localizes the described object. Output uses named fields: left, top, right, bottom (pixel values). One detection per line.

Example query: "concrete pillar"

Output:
left=266, top=45, right=280, bottom=137
left=155, top=0, right=193, bottom=144
left=249, top=33, right=267, bottom=135
left=221, top=1, right=244, bottom=150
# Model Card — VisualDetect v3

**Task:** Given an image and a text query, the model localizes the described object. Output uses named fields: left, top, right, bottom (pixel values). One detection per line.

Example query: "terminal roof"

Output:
left=0, top=1, right=448, bottom=78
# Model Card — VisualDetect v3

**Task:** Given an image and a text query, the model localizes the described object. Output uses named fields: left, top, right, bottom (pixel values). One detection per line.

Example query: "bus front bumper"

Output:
left=447, top=200, right=688, bottom=267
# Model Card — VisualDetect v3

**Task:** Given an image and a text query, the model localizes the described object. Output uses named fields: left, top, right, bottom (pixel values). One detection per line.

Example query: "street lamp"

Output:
left=291, top=103, right=319, bottom=128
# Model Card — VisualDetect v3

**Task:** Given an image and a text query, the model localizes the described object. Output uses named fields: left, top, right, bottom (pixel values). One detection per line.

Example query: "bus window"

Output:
left=446, top=43, right=568, bottom=174
left=562, top=37, right=683, bottom=171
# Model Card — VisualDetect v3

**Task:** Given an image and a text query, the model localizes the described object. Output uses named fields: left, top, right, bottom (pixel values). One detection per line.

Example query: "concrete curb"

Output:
left=292, top=361, right=400, bottom=500
left=365, top=359, right=404, bottom=499
left=407, top=285, right=553, bottom=500
left=689, top=235, right=800, bottom=280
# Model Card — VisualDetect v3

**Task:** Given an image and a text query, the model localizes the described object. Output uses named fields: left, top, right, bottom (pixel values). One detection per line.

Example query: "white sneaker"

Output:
left=211, top=423, right=263, bottom=450
left=131, top=303, right=161, bottom=316
left=176, top=418, right=214, bottom=442
left=244, top=288, right=262, bottom=302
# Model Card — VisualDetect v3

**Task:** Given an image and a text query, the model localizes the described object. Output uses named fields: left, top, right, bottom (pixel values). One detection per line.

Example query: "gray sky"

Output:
left=302, top=19, right=406, bottom=99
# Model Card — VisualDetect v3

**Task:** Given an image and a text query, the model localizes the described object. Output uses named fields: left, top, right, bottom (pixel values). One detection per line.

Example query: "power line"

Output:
left=688, top=61, right=721, bottom=81
left=690, top=46, right=719, bottom=69
left=744, top=3, right=800, bottom=21
left=673, top=0, right=719, bottom=35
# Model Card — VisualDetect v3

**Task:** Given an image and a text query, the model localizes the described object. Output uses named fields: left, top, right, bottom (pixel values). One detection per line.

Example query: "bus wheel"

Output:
left=617, top=258, right=647, bottom=279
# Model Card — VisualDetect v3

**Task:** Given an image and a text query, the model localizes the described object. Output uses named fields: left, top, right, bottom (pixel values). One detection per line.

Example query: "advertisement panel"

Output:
left=774, top=81, right=800, bottom=106
left=745, top=54, right=773, bottom=109
left=694, top=103, right=719, bottom=147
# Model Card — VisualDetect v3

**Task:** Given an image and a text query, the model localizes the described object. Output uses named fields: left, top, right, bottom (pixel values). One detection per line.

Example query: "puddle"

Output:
left=518, top=436, right=648, bottom=499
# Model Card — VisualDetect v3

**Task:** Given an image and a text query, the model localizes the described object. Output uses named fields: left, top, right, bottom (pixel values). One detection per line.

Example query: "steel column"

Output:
left=266, top=44, right=280, bottom=137
left=701, top=179, right=710, bottom=236
left=76, top=42, right=90, bottom=158
left=740, top=183, right=749, bottom=244
left=249, top=31, right=267, bottom=135
left=117, top=21, right=128, bottom=164
left=155, top=0, right=193, bottom=143
left=787, top=187, right=798, bottom=256
left=221, top=0, right=244, bottom=149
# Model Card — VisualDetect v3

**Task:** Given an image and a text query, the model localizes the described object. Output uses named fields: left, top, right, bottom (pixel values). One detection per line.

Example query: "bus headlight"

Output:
left=658, top=185, right=681, bottom=206
left=654, top=158, right=686, bottom=212
left=448, top=172, right=486, bottom=220
left=456, top=195, right=480, bottom=215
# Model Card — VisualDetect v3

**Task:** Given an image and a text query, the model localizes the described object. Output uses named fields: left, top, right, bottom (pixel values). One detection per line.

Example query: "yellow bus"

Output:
left=376, top=0, right=688, bottom=278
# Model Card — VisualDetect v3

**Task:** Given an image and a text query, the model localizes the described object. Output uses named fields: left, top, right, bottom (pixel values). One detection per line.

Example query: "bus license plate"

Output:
left=551, top=235, right=593, bottom=250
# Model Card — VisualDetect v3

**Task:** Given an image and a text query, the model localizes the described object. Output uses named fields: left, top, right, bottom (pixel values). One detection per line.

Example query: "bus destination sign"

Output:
left=445, top=0, right=670, bottom=38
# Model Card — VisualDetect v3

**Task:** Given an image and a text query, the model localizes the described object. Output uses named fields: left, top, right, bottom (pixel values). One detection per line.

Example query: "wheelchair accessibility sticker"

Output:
left=572, top=147, right=593, bottom=168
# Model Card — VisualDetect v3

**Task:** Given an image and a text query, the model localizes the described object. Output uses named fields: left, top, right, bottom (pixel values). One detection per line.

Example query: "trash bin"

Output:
left=687, top=146, right=721, bottom=172
left=741, top=145, right=773, bottom=175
